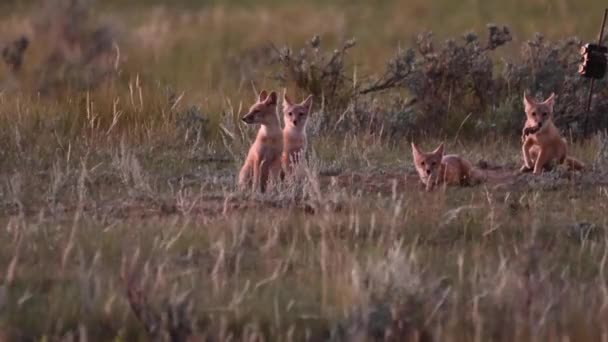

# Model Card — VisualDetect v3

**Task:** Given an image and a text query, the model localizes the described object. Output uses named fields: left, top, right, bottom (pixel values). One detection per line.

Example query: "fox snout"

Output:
left=529, top=119, right=543, bottom=131
left=242, top=113, right=256, bottom=124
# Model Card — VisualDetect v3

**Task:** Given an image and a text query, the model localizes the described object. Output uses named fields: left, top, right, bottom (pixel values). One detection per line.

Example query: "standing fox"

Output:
left=282, top=90, right=313, bottom=175
left=411, top=142, right=484, bottom=191
left=520, top=93, right=584, bottom=174
left=238, top=90, right=283, bottom=192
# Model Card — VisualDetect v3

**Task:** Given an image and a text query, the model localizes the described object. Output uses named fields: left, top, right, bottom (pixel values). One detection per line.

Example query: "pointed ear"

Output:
left=283, top=89, right=293, bottom=109
left=523, top=92, right=535, bottom=112
left=432, top=143, right=444, bottom=157
left=258, top=90, right=268, bottom=102
left=301, top=94, right=313, bottom=112
left=265, top=91, right=278, bottom=106
left=411, top=142, right=422, bottom=159
left=542, top=92, right=556, bottom=110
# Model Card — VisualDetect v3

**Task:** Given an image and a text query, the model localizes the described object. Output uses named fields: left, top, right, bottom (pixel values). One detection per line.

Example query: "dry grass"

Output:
left=2, top=125, right=608, bottom=340
left=2, top=0, right=608, bottom=341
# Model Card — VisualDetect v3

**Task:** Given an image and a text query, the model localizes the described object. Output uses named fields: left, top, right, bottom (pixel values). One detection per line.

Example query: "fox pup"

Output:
left=521, top=92, right=584, bottom=174
left=282, top=90, right=313, bottom=174
left=238, top=90, right=283, bottom=192
left=411, top=142, right=483, bottom=191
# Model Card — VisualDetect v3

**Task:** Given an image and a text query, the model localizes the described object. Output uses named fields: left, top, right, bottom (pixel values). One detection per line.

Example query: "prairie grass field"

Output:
left=3, top=0, right=608, bottom=341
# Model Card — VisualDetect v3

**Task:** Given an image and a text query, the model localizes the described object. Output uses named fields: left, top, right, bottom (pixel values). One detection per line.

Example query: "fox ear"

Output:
left=258, top=90, right=268, bottom=102
left=523, top=92, right=535, bottom=112
left=432, top=143, right=444, bottom=156
left=411, top=142, right=422, bottom=159
left=266, top=91, right=278, bottom=106
left=301, top=94, right=313, bottom=112
left=283, top=89, right=293, bottom=108
left=543, top=93, right=556, bottom=110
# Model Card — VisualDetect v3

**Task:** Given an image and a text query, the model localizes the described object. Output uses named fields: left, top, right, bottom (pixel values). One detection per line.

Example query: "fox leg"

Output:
left=529, top=145, right=540, bottom=164
left=520, top=139, right=534, bottom=173
left=281, top=151, right=301, bottom=181
left=259, top=159, right=270, bottom=193
left=251, top=158, right=262, bottom=192
left=287, top=152, right=296, bottom=173
left=281, top=153, right=291, bottom=180
left=425, top=179, right=434, bottom=192
left=268, top=157, right=283, bottom=187
left=533, top=149, right=549, bottom=175
left=238, top=160, right=252, bottom=190
left=425, top=169, right=443, bottom=192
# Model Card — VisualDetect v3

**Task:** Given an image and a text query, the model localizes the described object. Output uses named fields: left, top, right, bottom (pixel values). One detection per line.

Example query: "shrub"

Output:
left=272, top=35, right=357, bottom=112
left=266, top=25, right=608, bottom=140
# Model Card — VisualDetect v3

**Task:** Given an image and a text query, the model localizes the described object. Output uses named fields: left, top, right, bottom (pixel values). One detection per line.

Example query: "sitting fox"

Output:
left=520, top=92, right=584, bottom=174
left=282, top=90, right=313, bottom=175
left=411, top=142, right=484, bottom=191
left=238, top=90, right=283, bottom=192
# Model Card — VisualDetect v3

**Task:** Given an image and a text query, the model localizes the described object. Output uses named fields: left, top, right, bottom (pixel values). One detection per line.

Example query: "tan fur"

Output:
left=281, top=90, right=313, bottom=175
left=521, top=93, right=585, bottom=174
left=238, top=90, right=283, bottom=192
left=411, top=142, right=484, bottom=191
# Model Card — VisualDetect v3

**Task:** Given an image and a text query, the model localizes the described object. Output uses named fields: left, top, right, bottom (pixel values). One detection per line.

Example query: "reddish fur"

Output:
left=521, top=93, right=584, bottom=174
left=281, top=91, right=313, bottom=176
left=411, top=142, right=484, bottom=191
left=238, top=90, right=283, bottom=192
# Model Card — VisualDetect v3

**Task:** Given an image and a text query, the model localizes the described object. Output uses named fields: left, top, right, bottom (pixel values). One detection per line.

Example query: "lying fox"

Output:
left=520, top=92, right=584, bottom=174
left=282, top=90, right=313, bottom=175
left=238, top=90, right=283, bottom=192
left=411, top=142, right=484, bottom=191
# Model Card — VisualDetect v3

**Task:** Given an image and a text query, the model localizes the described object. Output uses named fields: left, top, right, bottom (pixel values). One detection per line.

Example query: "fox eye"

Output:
left=421, top=161, right=425, bottom=166
left=542, top=112, right=548, bottom=117
left=431, top=162, right=437, bottom=166
left=288, top=112, right=293, bottom=116
left=531, top=111, right=536, bottom=117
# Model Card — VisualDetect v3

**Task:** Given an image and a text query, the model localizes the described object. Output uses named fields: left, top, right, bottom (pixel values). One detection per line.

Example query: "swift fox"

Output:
left=238, top=90, right=283, bottom=192
left=282, top=90, right=313, bottom=175
left=411, top=142, right=484, bottom=191
left=520, top=93, right=584, bottom=174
